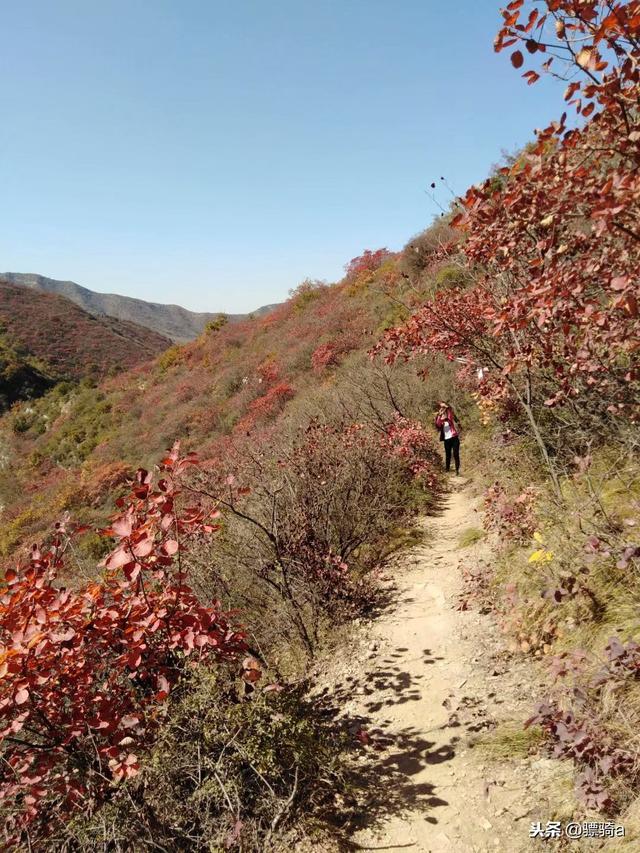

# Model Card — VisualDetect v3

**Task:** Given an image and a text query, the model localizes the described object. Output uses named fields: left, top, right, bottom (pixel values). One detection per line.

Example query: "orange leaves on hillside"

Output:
left=235, top=381, right=297, bottom=434
left=311, top=332, right=360, bottom=373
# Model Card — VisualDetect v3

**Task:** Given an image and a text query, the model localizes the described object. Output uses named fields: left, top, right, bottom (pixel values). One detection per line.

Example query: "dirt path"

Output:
left=318, top=481, right=570, bottom=852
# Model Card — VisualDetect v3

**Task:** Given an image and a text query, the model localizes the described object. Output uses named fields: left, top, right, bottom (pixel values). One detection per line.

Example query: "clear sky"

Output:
left=0, top=1, right=562, bottom=313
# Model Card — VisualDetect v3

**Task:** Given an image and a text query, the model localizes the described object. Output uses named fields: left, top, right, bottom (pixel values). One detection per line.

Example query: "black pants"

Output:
left=444, top=436, right=460, bottom=473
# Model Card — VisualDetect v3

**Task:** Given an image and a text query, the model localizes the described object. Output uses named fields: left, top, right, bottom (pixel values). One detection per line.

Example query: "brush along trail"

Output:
left=316, top=482, right=574, bottom=852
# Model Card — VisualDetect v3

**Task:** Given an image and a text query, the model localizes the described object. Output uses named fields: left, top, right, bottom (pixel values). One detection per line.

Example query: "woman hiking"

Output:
left=435, top=401, right=461, bottom=475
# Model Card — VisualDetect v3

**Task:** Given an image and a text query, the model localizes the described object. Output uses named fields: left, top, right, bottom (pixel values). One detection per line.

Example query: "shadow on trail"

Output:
left=311, top=646, right=457, bottom=838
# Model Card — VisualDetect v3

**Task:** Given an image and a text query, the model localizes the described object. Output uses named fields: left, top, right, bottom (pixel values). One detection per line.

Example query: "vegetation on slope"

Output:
left=0, top=334, right=55, bottom=413
left=2, top=1, right=639, bottom=847
left=0, top=251, right=463, bottom=563
left=0, top=281, right=171, bottom=384
left=0, top=243, right=461, bottom=849
left=376, top=0, right=640, bottom=834
left=1, top=272, right=279, bottom=342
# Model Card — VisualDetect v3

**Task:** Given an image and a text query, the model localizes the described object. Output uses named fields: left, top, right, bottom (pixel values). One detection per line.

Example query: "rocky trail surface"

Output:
left=314, top=481, right=573, bottom=852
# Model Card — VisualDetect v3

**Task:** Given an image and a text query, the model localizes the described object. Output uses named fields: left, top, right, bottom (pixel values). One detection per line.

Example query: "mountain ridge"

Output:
left=1, top=272, right=279, bottom=343
left=0, top=280, right=171, bottom=387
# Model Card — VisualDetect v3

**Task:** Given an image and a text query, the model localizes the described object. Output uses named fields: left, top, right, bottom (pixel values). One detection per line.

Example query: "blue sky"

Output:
left=0, top=1, right=562, bottom=313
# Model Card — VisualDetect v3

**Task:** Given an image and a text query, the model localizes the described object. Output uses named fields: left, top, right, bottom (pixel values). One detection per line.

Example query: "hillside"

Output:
left=1, top=3, right=639, bottom=851
left=0, top=335, right=55, bottom=412
left=0, top=250, right=445, bottom=550
left=1, top=272, right=279, bottom=342
left=0, top=280, right=171, bottom=383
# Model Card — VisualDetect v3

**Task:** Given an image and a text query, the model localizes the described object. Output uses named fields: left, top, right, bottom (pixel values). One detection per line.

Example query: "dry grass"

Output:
left=457, top=526, right=486, bottom=549
left=474, top=721, right=545, bottom=760
left=481, top=439, right=640, bottom=817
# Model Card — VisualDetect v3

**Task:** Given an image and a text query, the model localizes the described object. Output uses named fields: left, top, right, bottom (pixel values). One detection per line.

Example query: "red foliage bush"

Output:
left=311, top=343, right=340, bottom=372
left=344, top=248, right=393, bottom=279
left=82, top=461, right=132, bottom=506
left=256, top=359, right=280, bottom=384
left=246, top=381, right=295, bottom=422
left=375, top=0, right=640, bottom=465
left=382, top=415, right=441, bottom=484
left=310, top=334, right=359, bottom=373
left=0, top=445, right=245, bottom=846
left=483, top=481, right=539, bottom=545
left=526, top=699, right=635, bottom=812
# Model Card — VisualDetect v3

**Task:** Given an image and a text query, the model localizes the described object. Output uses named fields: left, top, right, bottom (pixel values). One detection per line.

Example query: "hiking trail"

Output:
left=316, top=481, right=571, bottom=852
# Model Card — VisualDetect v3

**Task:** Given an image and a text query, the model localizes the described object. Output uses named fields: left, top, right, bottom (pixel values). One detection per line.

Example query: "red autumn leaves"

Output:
left=377, top=1, right=640, bottom=424
left=0, top=444, right=245, bottom=845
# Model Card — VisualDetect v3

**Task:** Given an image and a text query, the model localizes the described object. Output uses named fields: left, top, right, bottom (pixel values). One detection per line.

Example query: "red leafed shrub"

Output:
left=311, top=328, right=363, bottom=373
left=82, top=460, right=133, bottom=506
left=382, top=415, right=442, bottom=483
left=593, top=637, right=640, bottom=687
left=526, top=700, right=635, bottom=812
left=311, top=342, right=340, bottom=372
left=0, top=444, right=245, bottom=846
left=256, top=358, right=280, bottom=384
left=344, top=248, right=393, bottom=279
left=483, top=482, right=539, bottom=545
left=375, top=0, right=640, bottom=479
left=247, top=381, right=295, bottom=420
left=175, top=380, right=197, bottom=404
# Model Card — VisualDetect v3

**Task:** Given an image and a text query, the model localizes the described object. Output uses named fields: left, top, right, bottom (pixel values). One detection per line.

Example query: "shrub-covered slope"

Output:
left=6, top=3, right=640, bottom=846
left=0, top=249, right=457, bottom=850
left=2, top=272, right=279, bottom=342
left=0, top=335, right=55, bottom=413
left=0, top=280, right=171, bottom=384
left=0, top=253, right=462, bottom=561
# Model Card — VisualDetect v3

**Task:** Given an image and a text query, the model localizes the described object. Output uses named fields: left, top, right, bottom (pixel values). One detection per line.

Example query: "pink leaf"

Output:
left=15, top=689, right=29, bottom=706
left=163, top=539, right=179, bottom=556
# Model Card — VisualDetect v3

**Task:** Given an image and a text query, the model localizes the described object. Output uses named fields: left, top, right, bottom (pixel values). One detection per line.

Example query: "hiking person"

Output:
left=435, top=401, right=461, bottom=475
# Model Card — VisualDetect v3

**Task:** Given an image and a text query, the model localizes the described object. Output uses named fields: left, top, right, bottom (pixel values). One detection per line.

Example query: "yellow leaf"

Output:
left=533, top=531, right=544, bottom=543
left=576, top=48, right=593, bottom=69
left=529, top=549, right=545, bottom=563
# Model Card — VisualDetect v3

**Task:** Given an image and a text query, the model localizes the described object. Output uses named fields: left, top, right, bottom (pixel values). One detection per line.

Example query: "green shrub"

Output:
left=62, top=670, right=347, bottom=852
left=434, top=264, right=470, bottom=289
left=11, top=413, right=32, bottom=434
left=290, top=279, right=326, bottom=312
left=222, top=371, right=245, bottom=398
left=399, top=220, right=457, bottom=281
left=205, top=314, right=229, bottom=334
left=157, top=344, right=183, bottom=372
left=37, top=388, right=113, bottom=467
left=0, top=507, right=38, bottom=556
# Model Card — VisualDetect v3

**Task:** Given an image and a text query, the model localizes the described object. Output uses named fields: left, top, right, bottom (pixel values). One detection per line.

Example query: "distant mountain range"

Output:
left=0, top=280, right=171, bottom=389
left=1, top=273, right=279, bottom=343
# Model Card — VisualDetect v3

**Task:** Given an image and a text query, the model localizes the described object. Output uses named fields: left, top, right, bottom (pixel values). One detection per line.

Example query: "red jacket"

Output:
left=435, top=407, right=459, bottom=440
